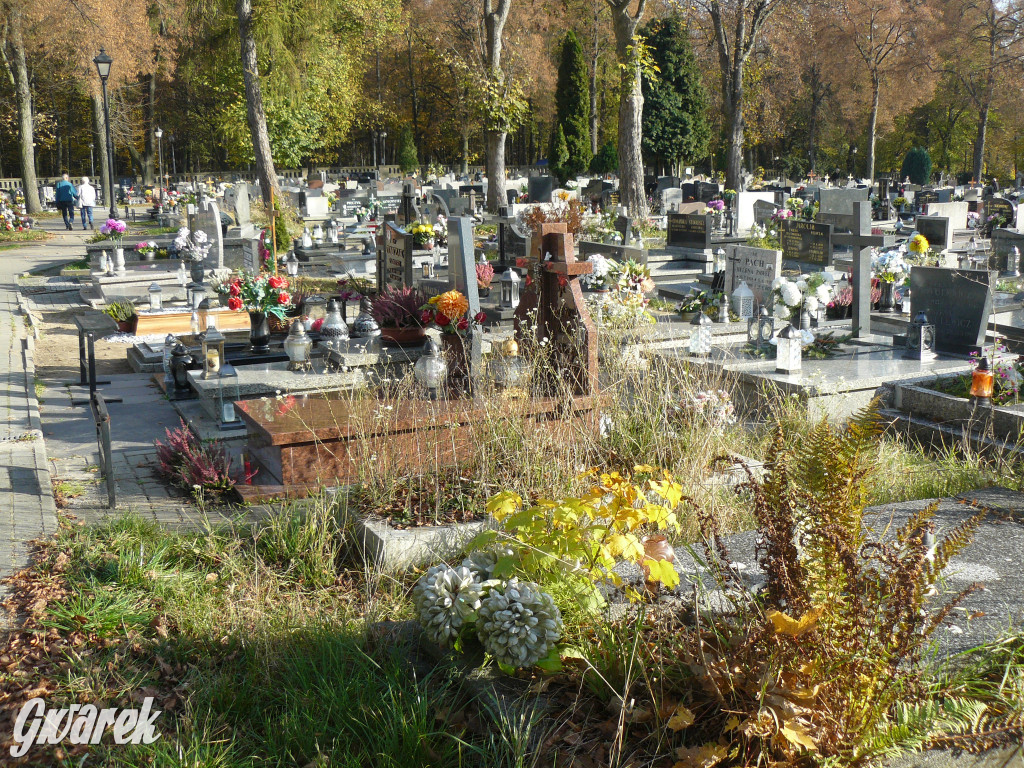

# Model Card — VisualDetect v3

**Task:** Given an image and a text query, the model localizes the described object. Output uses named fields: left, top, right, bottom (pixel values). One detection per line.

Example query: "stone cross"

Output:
left=513, top=222, right=597, bottom=396
left=832, top=200, right=891, bottom=338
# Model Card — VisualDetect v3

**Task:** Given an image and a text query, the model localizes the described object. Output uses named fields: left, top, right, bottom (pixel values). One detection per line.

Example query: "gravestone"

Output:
left=671, top=201, right=706, bottom=215
left=601, top=190, right=620, bottom=209
left=698, top=182, right=720, bottom=202
left=584, top=179, right=604, bottom=201
left=661, top=187, right=683, bottom=212
left=818, top=187, right=868, bottom=223
left=681, top=182, right=697, bottom=202
left=832, top=201, right=890, bottom=339
left=735, top=191, right=776, bottom=232
left=528, top=176, right=554, bottom=204
left=753, top=199, right=776, bottom=227
left=991, top=228, right=1024, bottom=272
left=241, top=237, right=260, bottom=273
left=987, top=197, right=1017, bottom=228
left=915, top=216, right=953, bottom=252
left=781, top=219, right=832, bottom=267
left=916, top=190, right=939, bottom=210
left=447, top=216, right=482, bottom=392
left=377, top=222, right=413, bottom=293
left=726, top=245, right=782, bottom=303
left=513, top=222, right=597, bottom=396
left=197, top=199, right=225, bottom=269
left=909, top=267, right=993, bottom=355
left=614, top=212, right=632, bottom=242
left=925, top=201, right=969, bottom=230
left=666, top=213, right=712, bottom=251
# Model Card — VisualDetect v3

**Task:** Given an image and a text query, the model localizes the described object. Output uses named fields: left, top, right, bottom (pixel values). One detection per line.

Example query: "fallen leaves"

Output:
left=767, top=605, right=824, bottom=637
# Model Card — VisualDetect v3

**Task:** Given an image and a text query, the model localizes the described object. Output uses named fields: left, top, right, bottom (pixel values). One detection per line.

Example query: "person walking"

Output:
left=78, top=176, right=97, bottom=230
left=54, top=173, right=79, bottom=230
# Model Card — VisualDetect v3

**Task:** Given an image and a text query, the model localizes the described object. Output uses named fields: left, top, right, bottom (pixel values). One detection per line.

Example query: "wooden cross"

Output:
left=831, top=201, right=894, bottom=338
left=513, top=222, right=598, bottom=396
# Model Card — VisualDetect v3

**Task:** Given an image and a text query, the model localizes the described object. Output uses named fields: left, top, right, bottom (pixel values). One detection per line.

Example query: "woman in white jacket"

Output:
left=78, top=176, right=97, bottom=230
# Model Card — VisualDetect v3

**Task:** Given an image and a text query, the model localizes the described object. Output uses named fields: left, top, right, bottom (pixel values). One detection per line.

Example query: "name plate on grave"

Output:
left=781, top=219, right=832, bottom=266
left=908, top=266, right=993, bottom=355
left=378, top=222, right=413, bottom=293
left=727, top=246, right=782, bottom=304
left=241, top=239, right=257, bottom=272
left=377, top=195, right=401, bottom=214
left=666, top=213, right=711, bottom=250
left=987, top=197, right=1016, bottom=227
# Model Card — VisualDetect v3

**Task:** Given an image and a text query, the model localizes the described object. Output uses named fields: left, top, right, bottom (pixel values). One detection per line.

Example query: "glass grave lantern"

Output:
left=414, top=336, right=447, bottom=399
left=500, top=268, right=521, bottom=309
left=350, top=295, right=382, bottom=353
left=312, top=223, right=324, bottom=244
left=748, top=306, right=774, bottom=349
left=301, top=226, right=313, bottom=249
left=903, top=311, right=937, bottom=361
left=970, top=358, right=994, bottom=407
left=731, top=281, right=755, bottom=321
left=217, top=362, right=241, bottom=429
left=422, top=259, right=435, bottom=279
left=285, top=251, right=300, bottom=278
left=1003, top=246, right=1021, bottom=279
left=201, top=323, right=225, bottom=379
left=327, top=219, right=339, bottom=244
left=162, top=333, right=177, bottom=387
left=148, top=282, right=163, bottom=311
left=775, top=323, right=802, bottom=375
left=714, top=247, right=727, bottom=275
left=490, top=338, right=528, bottom=395
left=687, top=312, right=712, bottom=356
left=284, top=320, right=313, bottom=371
left=319, top=298, right=350, bottom=353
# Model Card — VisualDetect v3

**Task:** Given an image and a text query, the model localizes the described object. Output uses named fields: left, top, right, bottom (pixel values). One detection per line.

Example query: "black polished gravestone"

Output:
left=916, top=190, right=939, bottom=209
left=527, top=176, right=554, bottom=204
left=376, top=222, right=414, bottom=294
left=666, top=213, right=712, bottom=251
left=987, top=197, right=1017, bottom=228
left=781, top=219, right=833, bottom=267
left=915, top=215, right=952, bottom=252
left=752, top=199, right=776, bottom=227
left=909, top=267, right=993, bottom=355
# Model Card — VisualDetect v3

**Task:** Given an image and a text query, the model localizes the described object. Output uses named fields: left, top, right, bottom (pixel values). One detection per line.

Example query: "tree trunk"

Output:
left=142, top=73, right=156, bottom=185
left=866, top=74, right=880, bottom=182
left=407, top=34, right=420, bottom=147
left=590, top=2, right=599, bottom=156
left=724, top=59, right=745, bottom=190
left=972, top=73, right=994, bottom=183
left=3, top=7, right=40, bottom=214
left=486, top=130, right=506, bottom=211
left=92, top=95, right=111, bottom=210
left=460, top=122, right=470, bottom=175
left=236, top=0, right=279, bottom=206
left=610, top=5, right=646, bottom=217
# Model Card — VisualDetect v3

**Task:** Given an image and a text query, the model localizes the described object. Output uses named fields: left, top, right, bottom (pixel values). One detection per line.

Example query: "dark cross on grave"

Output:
left=727, top=248, right=741, bottom=293
left=832, top=200, right=893, bottom=338
left=398, top=180, right=419, bottom=227
left=513, top=222, right=598, bottom=396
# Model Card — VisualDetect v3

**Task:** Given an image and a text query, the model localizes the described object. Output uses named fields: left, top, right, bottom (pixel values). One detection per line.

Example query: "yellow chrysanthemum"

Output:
left=435, top=290, right=469, bottom=320
left=909, top=233, right=929, bottom=254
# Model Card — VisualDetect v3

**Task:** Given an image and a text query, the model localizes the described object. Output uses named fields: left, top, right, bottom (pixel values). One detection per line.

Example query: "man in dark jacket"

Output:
left=55, top=173, right=78, bottom=230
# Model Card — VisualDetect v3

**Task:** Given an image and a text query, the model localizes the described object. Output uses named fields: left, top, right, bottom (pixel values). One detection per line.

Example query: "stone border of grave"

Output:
left=353, top=516, right=493, bottom=573
left=892, top=376, right=1024, bottom=443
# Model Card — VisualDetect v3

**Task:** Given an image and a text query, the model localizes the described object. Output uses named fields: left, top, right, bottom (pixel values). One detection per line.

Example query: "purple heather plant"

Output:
left=155, top=420, right=251, bottom=499
left=370, top=285, right=431, bottom=328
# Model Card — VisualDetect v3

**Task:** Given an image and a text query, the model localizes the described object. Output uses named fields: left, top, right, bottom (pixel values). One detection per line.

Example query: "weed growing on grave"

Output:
left=637, top=404, right=986, bottom=764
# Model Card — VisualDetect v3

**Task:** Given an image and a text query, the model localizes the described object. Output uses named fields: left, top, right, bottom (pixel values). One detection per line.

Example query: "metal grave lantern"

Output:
left=148, top=282, right=163, bottom=311
left=903, top=311, right=936, bottom=361
left=1003, top=246, right=1021, bottom=279
left=285, top=251, right=300, bottom=278
left=748, top=306, right=775, bottom=349
left=319, top=298, right=349, bottom=353
left=327, top=219, right=339, bottom=244
left=217, top=362, right=241, bottom=429
left=714, top=247, right=727, bottom=275
left=312, top=223, right=324, bottom=244
left=500, top=268, right=521, bottom=309
left=414, top=336, right=447, bottom=399
left=283, top=320, right=313, bottom=371
left=201, top=324, right=225, bottom=379
left=731, top=281, right=755, bottom=321
left=688, top=311, right=713, bottom=356
left=775, top=323, right=802, bottom=375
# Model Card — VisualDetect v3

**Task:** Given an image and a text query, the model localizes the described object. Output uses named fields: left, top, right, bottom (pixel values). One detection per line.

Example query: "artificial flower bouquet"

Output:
left=872, top=247, right=910, bottom=283
left=225, top=271, right=292, bottom=317
left=407, top=221, right=436, bottom=248
left=421, top=290, right=486, bottom=336
left=173, top=226, right=210, bottom=261
left=100, top=218, right=127, bottom=247
left=135, top=240, right=158, bottom=257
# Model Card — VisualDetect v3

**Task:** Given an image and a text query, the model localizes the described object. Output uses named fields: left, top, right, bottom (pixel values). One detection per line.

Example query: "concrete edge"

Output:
left=20, top=323, right=56, bottom=519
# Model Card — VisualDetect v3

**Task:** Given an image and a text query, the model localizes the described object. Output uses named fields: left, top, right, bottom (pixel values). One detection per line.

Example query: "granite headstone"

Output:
left=909, top=266, right=993, bottom=355
left=666, top=213, right=712, bottom=250
left=781, top=219, right=832, bottom=267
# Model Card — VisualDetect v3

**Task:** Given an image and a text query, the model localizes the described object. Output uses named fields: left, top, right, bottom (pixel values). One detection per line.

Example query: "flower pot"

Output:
left=380, top=326, right=427, bottom=347
left=139, top=251, right=155, bottom=262
left=114, top=247, right=126, bottom=276
left=878, top=281, right=897, bottom=314
left=441, top=332, right=471, bottom=396
left=679, top=311, right=698, bottom=322
left=478, top=286, right=491, bottom=298
left=248, top=310, right=271, bottom=354
left=116, top=319, right=136, bottom=334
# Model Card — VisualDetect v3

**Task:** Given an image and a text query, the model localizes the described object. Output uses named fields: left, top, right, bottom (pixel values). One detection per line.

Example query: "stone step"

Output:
left=656, top=282, right=704, bottom=301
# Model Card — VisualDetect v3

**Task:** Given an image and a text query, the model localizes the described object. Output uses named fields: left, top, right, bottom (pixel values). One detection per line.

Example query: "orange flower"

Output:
left=435, top=290, right=469, bottom=321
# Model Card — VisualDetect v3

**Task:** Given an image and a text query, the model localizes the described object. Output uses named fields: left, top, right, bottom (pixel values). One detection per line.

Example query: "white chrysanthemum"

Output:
left=193, top=230, right=209, bottom=244
left=477, top=579, right=562, bottom=668
left=771, top=277, right=784, bottom=290
left=780, top=281, right=803, bottom=307
left=795, top=279, right=808, bottom=291
left=804, top=296, right=819, bottom=313
left=774, top=302, right=790, bottom=321
left=413, top=565, right=487, bottom=646
left=815, top=285, right=832, bottom=304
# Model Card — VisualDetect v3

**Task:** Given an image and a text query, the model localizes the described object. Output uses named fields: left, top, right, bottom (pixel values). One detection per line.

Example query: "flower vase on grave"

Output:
left=114, top=247, right=126, bottom=276
left=248, top=310, right=271, bottom=354
left=800, top=308, right=811, bottom=331
left=878, top=281, right=897, bottom=314
left=440, top=332, right=471, bottom=396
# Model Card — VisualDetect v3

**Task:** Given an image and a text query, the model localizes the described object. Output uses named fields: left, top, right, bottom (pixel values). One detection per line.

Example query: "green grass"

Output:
left=0, top=229, right=49, bottom=243
left=34, top=377, right=44, bottom=402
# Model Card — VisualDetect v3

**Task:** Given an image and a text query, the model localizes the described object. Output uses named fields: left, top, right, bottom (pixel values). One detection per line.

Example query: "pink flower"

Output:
left=420, top=310, right=433, bottom=325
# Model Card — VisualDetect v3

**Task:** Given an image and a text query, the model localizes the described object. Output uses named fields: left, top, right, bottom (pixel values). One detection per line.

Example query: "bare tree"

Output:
left=607, top=0, right=647, bottom=216
left=0, top=1, right=40, bottom=213
left=694, top=0, right=784, bottom=190
left=236, top=0, right=278, bottom=205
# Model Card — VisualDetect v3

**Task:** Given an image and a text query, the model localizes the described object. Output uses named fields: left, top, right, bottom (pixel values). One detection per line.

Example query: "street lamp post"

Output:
left=155, top=127, right=164, bottom=212
left=93, top=48, right=117, bottom=218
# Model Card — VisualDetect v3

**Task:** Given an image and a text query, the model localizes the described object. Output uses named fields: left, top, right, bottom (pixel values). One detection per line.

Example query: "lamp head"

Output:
left=93, top=48, right=112, bottom=81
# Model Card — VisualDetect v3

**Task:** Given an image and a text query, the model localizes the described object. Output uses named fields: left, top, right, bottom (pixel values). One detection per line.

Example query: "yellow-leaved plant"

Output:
left=476, top=465, right=684, bottom=602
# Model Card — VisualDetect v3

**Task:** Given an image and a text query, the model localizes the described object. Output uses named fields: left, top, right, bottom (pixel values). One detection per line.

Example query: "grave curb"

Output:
left=353, top=515, right=493, bottom=573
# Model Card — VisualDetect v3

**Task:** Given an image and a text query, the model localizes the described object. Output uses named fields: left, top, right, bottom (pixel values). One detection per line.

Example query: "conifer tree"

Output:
left=397, top=124, right=419, bottom=173
left=551, top=31, right=592, bottom=180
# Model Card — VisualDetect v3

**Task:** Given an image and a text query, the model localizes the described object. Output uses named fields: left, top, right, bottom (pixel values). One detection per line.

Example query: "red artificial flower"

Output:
left=311, top=317, right=324, bottom=332
left=227, top=297, right=243, bottom=311
left=420, top=310, right=434, bottom=325
left=457, top=317, right=469, bottom=331
left=435, top=311, right=451, bottom=327
left=277, top=291, right=290, bottom=305
left=516, top=258, right=528, bottom=268
left=268, top=275, right=285, bottom=289
left=229, top=282, right=241, bottom=296
left=525, top=276, right=533, bottom=287
left=557, top=274, right=568, bottom=289
left=474, top=311, right=486, bottom=323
